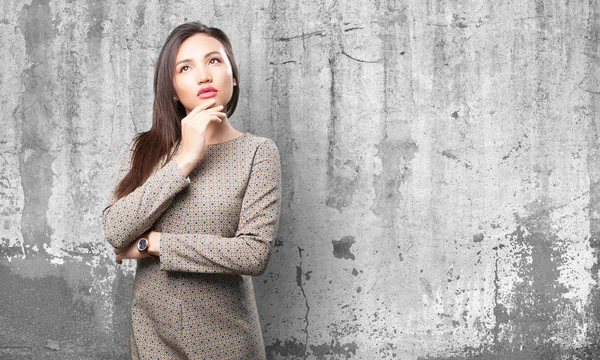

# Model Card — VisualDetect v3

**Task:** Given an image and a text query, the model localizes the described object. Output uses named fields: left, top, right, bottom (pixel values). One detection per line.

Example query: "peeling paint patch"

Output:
left=310, top=339, right=358, bottom=359
left=0, top=242, right=25, bottom=260
left=332, top=236, right=356, bottom=260
left=265, top=338, right=359, bottom=359
left=504, top=217, right=569, bottom=347
left=420, top=201, right=582, bottom=358
left=265, top=338, right=306, bottom=358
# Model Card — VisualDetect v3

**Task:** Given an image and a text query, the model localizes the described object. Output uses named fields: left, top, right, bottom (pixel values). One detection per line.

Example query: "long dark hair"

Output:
left=114, top=22, right=240, bottom=199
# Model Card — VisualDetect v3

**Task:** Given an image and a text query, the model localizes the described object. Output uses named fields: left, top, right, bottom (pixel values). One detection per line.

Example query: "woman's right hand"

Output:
left=175, top=99, right=226, bottom=177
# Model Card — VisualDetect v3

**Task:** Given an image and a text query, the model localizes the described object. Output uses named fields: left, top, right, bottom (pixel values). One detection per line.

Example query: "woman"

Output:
left=103, top=22, right=281, bottom=359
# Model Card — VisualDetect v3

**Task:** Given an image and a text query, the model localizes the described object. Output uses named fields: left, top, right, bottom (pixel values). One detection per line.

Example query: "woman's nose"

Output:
left=196, top=68, right=211, bottom=84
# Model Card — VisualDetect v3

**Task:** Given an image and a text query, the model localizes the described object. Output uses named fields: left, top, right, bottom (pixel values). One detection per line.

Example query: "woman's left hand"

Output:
left=114, top=231, right=161, bottom=264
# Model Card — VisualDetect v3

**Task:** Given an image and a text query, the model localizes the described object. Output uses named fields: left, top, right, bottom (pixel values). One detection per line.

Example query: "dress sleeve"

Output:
left=159, top=139, right=282, bottom=276
left=103, top=144, right=190, bottom=249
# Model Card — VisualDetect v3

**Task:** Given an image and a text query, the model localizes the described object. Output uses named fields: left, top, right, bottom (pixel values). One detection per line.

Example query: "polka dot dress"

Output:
left=103, top=133, right=281, bottom=359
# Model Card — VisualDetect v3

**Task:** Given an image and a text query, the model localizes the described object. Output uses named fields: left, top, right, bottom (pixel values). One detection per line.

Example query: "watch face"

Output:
left=138, top=238, right=148, bottom=251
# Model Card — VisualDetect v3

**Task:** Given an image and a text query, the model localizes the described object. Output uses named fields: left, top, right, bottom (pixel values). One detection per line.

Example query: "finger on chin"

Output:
left=198, top=99, right=217, bottom=111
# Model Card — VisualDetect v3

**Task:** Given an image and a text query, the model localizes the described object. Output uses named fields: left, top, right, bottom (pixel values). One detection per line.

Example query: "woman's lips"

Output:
left=198, top=91, right=217, bottom=99
left=198, top=86, right=217, bottom=99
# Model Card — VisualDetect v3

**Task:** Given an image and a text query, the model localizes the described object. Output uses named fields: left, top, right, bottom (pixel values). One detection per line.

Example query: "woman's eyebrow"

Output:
left=175, top=51, right=222, bottom=66
left=203, top=50, right=221, bottom=58
left=175, top=58, right=193, bottom=66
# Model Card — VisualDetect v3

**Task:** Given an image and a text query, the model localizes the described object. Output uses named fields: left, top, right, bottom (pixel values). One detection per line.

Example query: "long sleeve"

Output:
left=103, top=144, right=190, bottom=249
left=159, top=138, right=281, bottom=276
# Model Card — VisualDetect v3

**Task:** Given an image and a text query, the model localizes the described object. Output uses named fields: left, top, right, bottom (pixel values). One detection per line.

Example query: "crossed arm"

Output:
left=103, top=139, right=281, bottom=276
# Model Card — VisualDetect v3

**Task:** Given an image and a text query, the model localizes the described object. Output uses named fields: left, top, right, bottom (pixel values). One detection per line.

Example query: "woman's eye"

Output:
left=179, top=65, right=190, bottom=73
left=209, top=58, right=221, bottom=65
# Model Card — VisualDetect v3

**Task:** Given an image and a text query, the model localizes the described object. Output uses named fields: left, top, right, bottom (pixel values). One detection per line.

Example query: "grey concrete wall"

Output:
left=1, top=0, right=599, bottom=359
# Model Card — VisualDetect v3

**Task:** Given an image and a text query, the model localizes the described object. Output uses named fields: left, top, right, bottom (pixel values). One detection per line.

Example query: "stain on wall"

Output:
left=1, top=0, right=600, bottom=359
left=332, top=236, right=356, bottom=260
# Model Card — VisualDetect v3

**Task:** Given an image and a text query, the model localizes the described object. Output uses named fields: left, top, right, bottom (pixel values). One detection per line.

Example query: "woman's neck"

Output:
left=204, top=118, right=243, bottom=145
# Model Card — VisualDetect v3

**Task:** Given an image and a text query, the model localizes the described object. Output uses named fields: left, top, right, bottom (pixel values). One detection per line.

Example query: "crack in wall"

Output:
left=275, top=30, right=325, bottom=42
left=296, top=245, right=310, bottom=358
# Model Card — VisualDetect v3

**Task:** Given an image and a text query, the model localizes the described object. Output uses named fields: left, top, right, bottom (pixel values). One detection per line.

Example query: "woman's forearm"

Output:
left=103, top=158, right=189, bottom=249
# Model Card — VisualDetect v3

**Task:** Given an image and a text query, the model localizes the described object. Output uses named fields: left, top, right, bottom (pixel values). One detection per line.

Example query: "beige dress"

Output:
left=103, top=133, right=281, bottom=359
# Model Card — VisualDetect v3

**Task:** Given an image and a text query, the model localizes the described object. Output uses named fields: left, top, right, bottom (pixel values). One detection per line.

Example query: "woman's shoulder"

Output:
left=242, top=132, right=279, bottom=153
left=240, top=133, right=280, bottom=169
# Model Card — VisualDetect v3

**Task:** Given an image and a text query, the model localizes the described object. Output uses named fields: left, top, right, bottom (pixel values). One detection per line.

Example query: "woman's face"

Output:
left=173, top=33, right=235, bottom=114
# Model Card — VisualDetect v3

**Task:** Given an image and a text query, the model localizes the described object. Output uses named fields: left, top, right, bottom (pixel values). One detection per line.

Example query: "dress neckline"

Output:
left=207, top=132, right=246, bottom=146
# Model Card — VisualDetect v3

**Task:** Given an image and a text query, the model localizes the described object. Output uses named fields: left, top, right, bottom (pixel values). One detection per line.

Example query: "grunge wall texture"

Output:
left=1, top=0, right=599, bottom=359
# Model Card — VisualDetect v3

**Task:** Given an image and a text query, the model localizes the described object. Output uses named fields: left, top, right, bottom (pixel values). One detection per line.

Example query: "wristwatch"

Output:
left=137, top=237, right=149, bottom=254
